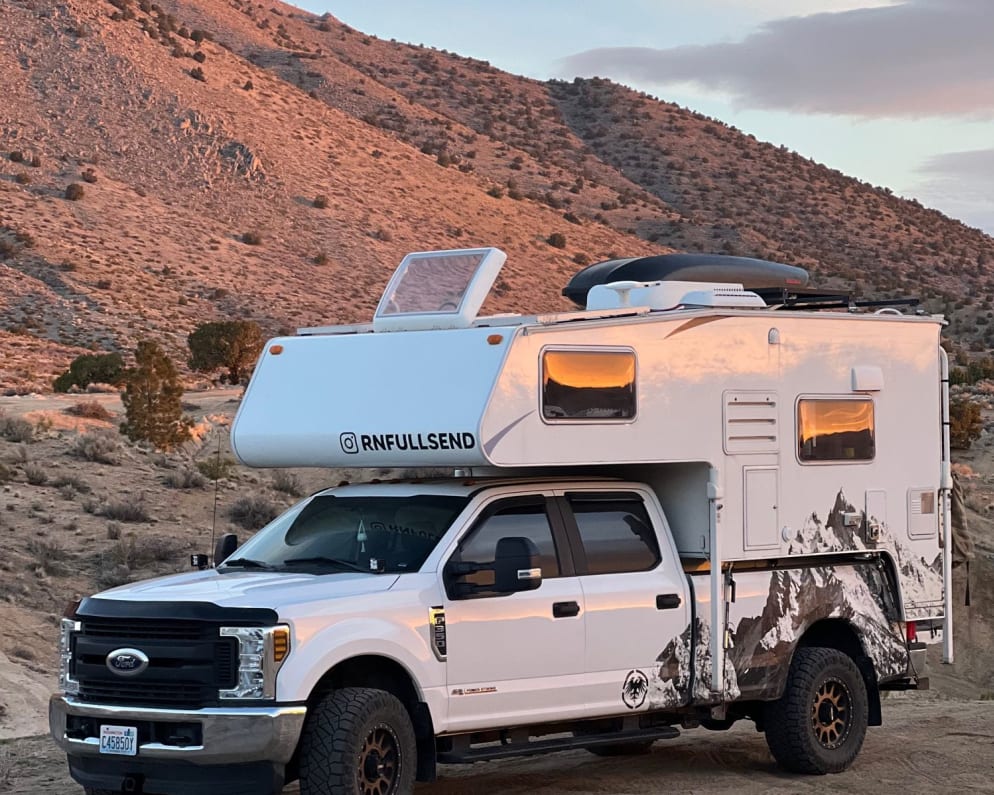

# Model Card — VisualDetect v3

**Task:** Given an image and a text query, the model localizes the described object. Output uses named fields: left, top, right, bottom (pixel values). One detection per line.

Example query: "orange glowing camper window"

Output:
left=798, top=398, right=875, bottom=462
left=542, top=349, right=636, bottom=420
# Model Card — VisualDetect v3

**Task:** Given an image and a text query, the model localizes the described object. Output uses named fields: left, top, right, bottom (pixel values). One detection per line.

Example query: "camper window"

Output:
left=542, top=348, right=636, bottom=421
left=797, top=397, right=875, bottom=462
left=565, top=494, right=661, bottom=575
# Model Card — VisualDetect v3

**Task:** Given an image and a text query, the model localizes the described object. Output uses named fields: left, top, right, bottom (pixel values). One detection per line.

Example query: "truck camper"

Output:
left=52, top=247, right=952, bottom=795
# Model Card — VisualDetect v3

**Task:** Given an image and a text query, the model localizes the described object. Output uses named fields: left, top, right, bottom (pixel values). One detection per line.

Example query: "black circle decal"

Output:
left=622, top=669, right=649, bottom=709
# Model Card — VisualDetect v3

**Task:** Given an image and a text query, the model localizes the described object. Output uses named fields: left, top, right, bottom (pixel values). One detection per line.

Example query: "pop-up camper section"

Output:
left=232, top=247, right=951, bottom=657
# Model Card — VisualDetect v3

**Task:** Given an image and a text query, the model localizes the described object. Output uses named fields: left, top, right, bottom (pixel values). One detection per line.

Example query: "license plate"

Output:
left=99, top=724, right=138, bottom=756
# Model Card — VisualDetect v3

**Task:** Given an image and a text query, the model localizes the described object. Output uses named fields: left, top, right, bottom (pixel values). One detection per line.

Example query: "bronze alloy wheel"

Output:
left=811, top=677, right=852, bottom=749
left=357, top=723, right=401, bottom=795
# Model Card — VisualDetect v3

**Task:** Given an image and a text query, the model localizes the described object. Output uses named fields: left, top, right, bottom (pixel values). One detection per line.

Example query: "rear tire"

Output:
left=298, top=687, right=417, bottom=795
left=765, top=646, right=868, bottom=774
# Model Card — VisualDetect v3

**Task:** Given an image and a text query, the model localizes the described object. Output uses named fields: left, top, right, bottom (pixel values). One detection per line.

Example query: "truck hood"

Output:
left=96, top=569, right=400, bottom=609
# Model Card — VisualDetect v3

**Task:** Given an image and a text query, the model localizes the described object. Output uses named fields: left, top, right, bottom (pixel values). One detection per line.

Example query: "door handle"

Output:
left=656, top=593, right=682, bottom=610
left=552, top=601, right=580, bottom=618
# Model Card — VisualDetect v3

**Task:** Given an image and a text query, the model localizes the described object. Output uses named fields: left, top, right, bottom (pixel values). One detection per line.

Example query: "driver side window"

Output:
left=450, top=500, right=561, bottom=593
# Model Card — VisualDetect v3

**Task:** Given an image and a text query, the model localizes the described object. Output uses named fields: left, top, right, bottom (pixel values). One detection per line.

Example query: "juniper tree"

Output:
left=120, top=340, right=191, bottom=450
left=187, top=320, right=264, bottom=385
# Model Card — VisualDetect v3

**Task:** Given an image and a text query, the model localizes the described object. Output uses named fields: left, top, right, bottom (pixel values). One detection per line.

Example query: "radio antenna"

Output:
left=209, top=426, right=223, bottom=566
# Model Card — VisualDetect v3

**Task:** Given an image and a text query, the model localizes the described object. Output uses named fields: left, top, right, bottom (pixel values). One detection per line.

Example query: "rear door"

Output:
left=555, top=488, right=692, bottom=715
left=441, top=493, right=586, bottom=732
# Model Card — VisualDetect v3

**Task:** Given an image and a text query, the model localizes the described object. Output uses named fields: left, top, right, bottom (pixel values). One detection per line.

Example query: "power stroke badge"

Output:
left=622, top=669, right=649, bottom=709
left=340, top=431, right=476, bottom=454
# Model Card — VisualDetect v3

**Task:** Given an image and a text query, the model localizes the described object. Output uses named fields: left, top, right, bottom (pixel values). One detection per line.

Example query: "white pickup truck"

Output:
left=50, top=249, right=946, bottom=794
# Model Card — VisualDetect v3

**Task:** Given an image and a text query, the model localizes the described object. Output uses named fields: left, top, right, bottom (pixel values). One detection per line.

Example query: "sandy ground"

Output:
left=2, top=697, right=992, bottom=794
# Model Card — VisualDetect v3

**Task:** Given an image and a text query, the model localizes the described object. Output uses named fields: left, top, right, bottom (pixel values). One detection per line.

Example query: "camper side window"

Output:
left=542, top=348, right=636, bottom=421
left=566, top=494, right=661, bottom=575
left=798, top=398, right=875, bottom=462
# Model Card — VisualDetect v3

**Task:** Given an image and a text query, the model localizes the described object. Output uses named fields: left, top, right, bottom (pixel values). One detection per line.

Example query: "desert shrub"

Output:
left=196, top=457, right=235, bottom=481
left=29, top=155, right=41, bottom=167
left=242, top=79, right=254, bottom=91
left=189, top=66, right=206, bottom=82
left=51, top=474, right=91, bottom=493
left=228, top=494, right=280, bottom=530
left=64, top=183, right=85, bottom=200
left=486, top=185, right=504, bottom=199
left=81, top=168, right=98, bottom=183
left=547, top=232, right=567, bottom=249
left=100, top=495, right=150, bottom=523
left=8, top=151, right=24, bottom=163
left=241, top=231, right=262, bottom=245
left=64, top=400, right=114, bottom=421
left=120, top=340, right=192, bottom=451
left=53, top=352, right=125, bottom=392
left=163, top=467, right=208, bottom=489
left=187, top=320, right=264, bottom=384
left=24, top=464, right=48, bottom=485
left=1, top=416, right=33, bottom=443
left=71, top=430, right=122, bottom=464
left=108, top=535, right=181, bottom=569
left=573, top=252, right=591, bottom=266
left=950, top=399, right=983, bottom=449
left=313, top=252, right=328, bottom=266
left=93, top=564, right=134, bottom=591
left=107, top=522, right=121, bottom=540
left=26, top=538, right=68, bottom=575
left=96, top=279, right=112, bottom=290
left=15, top=173, right=30, bottom=185
left=192, top=50, right=206, bottom=63
left=272, top=470, right=302, bottom=496
left=312, top=194, right=328, bottom=209
left=190, top=28, right=209, bottom=43
left=0, top=463, right=12, bottom=484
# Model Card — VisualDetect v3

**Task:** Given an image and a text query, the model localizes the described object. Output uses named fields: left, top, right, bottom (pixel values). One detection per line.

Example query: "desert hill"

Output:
left=2, top=0, right=994, bottom=391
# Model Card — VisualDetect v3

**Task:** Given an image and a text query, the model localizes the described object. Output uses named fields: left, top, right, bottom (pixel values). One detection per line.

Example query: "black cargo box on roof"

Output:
left=562, top=253, right=810, bottom=308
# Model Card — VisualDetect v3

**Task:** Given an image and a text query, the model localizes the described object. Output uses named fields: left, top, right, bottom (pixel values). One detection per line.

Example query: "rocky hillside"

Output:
left=2, top=0, right=993, bottom=392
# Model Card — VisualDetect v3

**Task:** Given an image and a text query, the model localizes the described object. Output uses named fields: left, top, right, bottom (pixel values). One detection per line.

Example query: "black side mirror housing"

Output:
left=214, top=533, right=239, bottom=566
left=493, top=536, right=542, bottom=593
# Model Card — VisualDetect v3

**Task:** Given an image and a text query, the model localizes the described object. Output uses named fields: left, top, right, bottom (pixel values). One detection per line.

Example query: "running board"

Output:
left=437, top=726, right=680, bottom=764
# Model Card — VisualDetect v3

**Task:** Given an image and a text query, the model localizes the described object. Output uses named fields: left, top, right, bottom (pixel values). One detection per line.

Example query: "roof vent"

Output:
left=586, top=280, right=767, bottom=312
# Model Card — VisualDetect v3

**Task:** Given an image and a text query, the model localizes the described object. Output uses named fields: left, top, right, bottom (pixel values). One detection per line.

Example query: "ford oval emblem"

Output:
left=106, top=648, right=149, bottom=677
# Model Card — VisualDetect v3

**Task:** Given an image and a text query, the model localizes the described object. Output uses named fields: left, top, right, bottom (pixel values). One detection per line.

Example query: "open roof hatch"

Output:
left=373, top=247, right=507, bottom=332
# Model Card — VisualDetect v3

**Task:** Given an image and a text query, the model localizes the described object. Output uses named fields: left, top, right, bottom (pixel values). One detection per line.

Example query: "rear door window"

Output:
left=565, top=493, right=660, bottom=575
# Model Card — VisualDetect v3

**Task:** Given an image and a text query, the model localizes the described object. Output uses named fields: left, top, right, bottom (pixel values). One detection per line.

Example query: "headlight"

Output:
left=219, top=625, right=291, bottom=700
left=59, top=618, right=81, bottom=695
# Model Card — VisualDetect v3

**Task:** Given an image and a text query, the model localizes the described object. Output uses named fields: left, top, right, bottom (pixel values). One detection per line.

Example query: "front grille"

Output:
left=73, top=618, right=240, bottom=709
left=81, top=617, right=218, bottom=642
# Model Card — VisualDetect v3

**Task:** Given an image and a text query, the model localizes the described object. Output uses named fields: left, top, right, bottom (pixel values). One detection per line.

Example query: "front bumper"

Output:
left=50, top=695, right=306, bottom=764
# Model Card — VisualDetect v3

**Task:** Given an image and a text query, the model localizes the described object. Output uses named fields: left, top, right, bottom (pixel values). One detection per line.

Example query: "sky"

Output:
left=296, top=0, right=993, bottom=235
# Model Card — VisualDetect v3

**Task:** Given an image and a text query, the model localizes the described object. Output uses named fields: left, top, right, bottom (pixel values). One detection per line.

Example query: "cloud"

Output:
left=910, top=148, right=994, bottom=234
left=560, top=0, right=994, bottom=118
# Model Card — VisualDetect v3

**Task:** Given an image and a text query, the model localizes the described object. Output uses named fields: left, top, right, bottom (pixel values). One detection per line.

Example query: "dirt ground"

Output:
left=2, top=697, right=992, bottom=794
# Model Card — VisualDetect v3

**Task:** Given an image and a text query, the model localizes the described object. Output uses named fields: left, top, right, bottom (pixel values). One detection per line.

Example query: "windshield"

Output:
left=220, top=493, right=468, bottom=575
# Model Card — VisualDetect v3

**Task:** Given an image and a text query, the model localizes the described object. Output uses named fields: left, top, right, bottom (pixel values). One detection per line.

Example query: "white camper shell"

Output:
left=232, top=247, right=950, bottom=633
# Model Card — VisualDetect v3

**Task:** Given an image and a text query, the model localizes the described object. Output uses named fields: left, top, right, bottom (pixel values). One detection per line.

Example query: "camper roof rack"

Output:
left=754, top=288, right=921, bottom=312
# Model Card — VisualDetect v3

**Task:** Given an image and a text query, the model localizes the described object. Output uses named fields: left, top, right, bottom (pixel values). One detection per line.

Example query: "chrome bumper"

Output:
left=49, top=695, right=306, bottom=765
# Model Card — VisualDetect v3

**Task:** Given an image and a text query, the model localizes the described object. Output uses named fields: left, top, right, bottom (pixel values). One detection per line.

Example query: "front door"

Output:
left=442, top=495, right=585, bottom=732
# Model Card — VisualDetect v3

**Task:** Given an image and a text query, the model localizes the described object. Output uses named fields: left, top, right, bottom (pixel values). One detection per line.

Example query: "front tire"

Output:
left=299, top=687, right=417, bottom=795
left=765, top=646, right=868, bottom=774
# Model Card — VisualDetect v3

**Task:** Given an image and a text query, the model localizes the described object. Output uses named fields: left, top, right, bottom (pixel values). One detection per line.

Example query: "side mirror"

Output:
left=493, top=536, right=542, bottom=593
left=214, top=533, right=239, bottom=566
